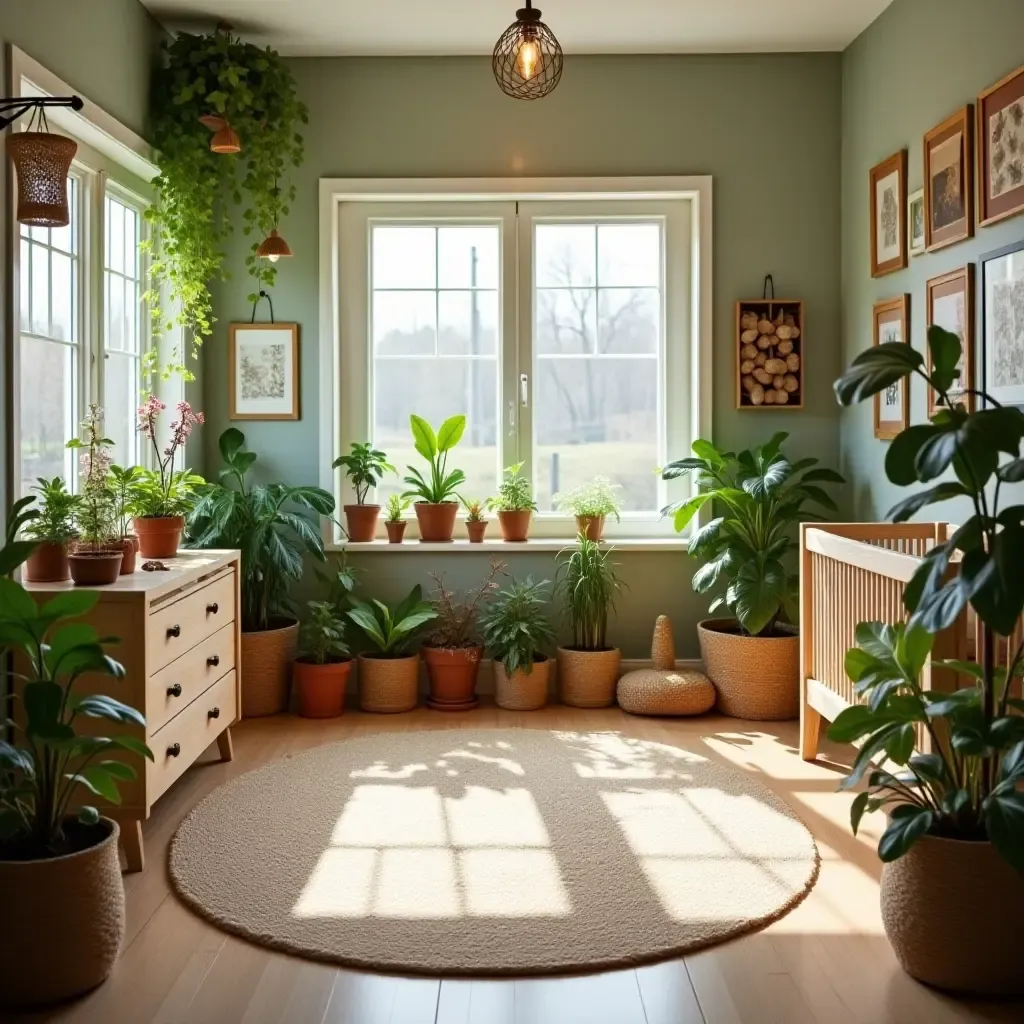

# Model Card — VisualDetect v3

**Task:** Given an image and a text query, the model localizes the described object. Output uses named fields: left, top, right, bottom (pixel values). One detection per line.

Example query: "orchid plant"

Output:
left=132, top=395, right=206, bottom=519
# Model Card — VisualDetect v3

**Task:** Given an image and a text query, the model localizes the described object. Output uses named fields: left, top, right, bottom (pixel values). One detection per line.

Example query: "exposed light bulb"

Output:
left=515, top=38, right=541, bottom=81
left=267, top=253, right=280, bottom=263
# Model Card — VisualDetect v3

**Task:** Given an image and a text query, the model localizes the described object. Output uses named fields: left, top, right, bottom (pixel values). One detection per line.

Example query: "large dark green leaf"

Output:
left=915, top=429, right=959, bottom=482
left=799, top=468, right=845, bottom=484
left=219, top=427, right=247, bottom=463
left=998, top=459, right=1024, bottom=483
left=0, top=540, right=39, bottom=577
left=885, top=424, right=939, bottom=486
left=971, top=524, right=1024, bottom=636
left=742, top=460, right=790, bottom=498
left=984, top=790, right=1024, bottom=873
left=39, top=590, right=99, bottom=623
left=834, top=343, right=923, bottom=406
left=886, top=482, right=966, bottom=523
left=0, top=577, right=37, bottom=620
left=687, top=516, right=724, bottom=556
left=72, top=694, right=146, bottom=727
left=878, top=805, right=934, bottom=862
left=926, top=324, right=963, bottom=394
left=661, top=457, right=706, bottom=480
left=731, top=558, right=786, bottom=636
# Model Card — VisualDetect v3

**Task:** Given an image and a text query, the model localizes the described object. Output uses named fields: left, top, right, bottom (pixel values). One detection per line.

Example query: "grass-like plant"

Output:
left=402, top=414, right=467, bottom=505
left=332, top=441, right=395, bottom=505
left=555, top=535, right=624, bottom=650
left=298, top=601, right=350, bottom=665
left=385, top=495, right=410, bottom=523
left=346, top=585, right=437, bottom=657
left=555, top=477, right=622, bottom=521
left=480, top=577, right=555, bottom=675
left=25, top=477, right=79, bottom=544
left=488, top=462, right=537, bottom=512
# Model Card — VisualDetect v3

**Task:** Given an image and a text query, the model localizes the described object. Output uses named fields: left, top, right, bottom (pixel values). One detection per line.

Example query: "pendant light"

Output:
left=492, top=0, right=563, bottom=101
left=257, top=179, right=293, bottom=263
left=199, top=114, right=241, bottom=154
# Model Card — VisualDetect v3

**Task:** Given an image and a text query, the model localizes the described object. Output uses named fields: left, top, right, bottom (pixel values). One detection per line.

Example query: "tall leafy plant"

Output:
left=402, top=414, right=467, bottom=504
left=332, top=442, right=395, bottom=505
left=661, top=433, right=844, bottom=637
left=555, top=536, right=624, bottom=650
left=830, top=325, right=1024, bottom=870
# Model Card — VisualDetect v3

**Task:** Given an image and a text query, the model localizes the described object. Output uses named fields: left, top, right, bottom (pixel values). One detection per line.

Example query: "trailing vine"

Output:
left=144, top=27, right=307, bottom=380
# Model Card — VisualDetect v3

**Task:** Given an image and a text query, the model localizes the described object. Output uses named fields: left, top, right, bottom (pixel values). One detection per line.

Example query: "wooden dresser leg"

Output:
left=122, top=819, right=145, bottom=873
left=800, top=705, right=822, bottom=762
left=216, top=726, right=234, bottom=763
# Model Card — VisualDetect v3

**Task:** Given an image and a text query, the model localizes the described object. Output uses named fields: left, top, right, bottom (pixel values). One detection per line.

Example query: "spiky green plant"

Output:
left=480, top=577, right=555, bottom=675
left=555, top=536, right=624, bottom=650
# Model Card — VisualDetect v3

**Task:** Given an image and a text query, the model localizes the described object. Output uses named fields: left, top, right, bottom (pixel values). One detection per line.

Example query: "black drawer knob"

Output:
left=167, top=743, right=181, bottom=758
left=207, top=602, right=219, bottom=614
left=208, top=706, right=221, bottom=720
left=167, top=624, right=181, bottom=639
left=167, top=683, right=182, bottom=698
left=207, top=654, right=220, bottom=668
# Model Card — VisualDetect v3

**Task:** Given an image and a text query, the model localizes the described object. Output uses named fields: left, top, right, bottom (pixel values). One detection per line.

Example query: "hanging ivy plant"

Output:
left=144, top=27, right=307, bottom=379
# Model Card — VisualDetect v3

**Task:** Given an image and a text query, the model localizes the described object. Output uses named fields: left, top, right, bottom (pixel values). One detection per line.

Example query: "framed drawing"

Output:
left=980, top=239, right=1024, bottom=408
left=909, top=188, right=926, bottom=255
left=873, top=296, right=910, bottom=439
left=870, top=150, right=908, bottom=277
left=926, top=266, right=975, bottom=415
left=924, top=106, right=974, bottom=251
left=978, top=63, right=1024, bottom=227
left=229, top=323, right=300, bottom=420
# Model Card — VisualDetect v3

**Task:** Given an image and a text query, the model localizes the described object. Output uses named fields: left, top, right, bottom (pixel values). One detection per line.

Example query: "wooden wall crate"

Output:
left=735, top=298, right=805, bottom=410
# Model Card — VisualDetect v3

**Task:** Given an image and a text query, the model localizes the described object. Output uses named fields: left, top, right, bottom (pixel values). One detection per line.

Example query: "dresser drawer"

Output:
left=148, top=570, right=236, bottom=674
left=147, top=622, right=237, bottom=734
left=148, top=670, right=237, bottom=803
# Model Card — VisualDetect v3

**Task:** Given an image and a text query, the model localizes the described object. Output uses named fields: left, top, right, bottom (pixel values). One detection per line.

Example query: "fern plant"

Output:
left=480, top=577, right=555, bottom=675
left=24, top=478, right=79, bottom=544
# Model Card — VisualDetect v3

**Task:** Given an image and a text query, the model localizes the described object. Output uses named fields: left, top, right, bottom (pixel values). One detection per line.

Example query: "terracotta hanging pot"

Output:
left=497, top=509, right=532, bottom=542
left=414, top=502, right=458, bottom=542
left=385, top=520, right=407, bottom=544
left=423, top=645, right=483, bottom=710
left=466, top=520, right=488, bottom=543
left=133, top=516, right=185, bottom=559
left=23, top=540, right=71, bottom=582
left=344, top=505, right=380, bottom=543
left=7, top=131, right=77, bottom=228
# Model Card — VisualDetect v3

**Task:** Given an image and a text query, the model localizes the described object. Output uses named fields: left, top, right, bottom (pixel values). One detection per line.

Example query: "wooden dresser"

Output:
left=22, top=550, right=241, bottom=871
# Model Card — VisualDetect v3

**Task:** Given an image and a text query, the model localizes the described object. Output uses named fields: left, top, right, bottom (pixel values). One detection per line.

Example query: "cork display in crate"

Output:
left=735, top=298, right=804, bottom=409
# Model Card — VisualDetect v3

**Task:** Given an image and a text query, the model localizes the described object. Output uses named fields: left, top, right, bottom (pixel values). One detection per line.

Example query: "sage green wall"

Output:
left=203, top=53, right=843, bottom=657
left=840, top=0, right=1024, bottom=521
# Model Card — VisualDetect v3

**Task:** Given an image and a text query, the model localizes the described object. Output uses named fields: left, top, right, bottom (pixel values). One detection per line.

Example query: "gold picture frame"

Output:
left=926, top=266, right=975, bottom=416
left=870, top=150, right=908, bottom=278
left=924, top=106, right=974, bottom=251
left=228, top=323, right=300, bottom=421
left=873, top=295, right=910, bottom=440
left=977, top=63, right=1024, bottom=228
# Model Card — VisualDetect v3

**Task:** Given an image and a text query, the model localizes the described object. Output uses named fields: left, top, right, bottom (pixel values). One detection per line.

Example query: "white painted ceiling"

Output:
left=143, top=0, right=895, bottom=57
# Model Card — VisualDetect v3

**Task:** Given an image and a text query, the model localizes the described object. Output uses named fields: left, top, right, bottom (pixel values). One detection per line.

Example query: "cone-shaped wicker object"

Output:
left=7, top=131, right=77, bottom=227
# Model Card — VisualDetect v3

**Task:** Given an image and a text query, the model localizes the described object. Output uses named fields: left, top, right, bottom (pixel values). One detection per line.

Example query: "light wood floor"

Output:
left=7, top=704, right=1021, bottom=1024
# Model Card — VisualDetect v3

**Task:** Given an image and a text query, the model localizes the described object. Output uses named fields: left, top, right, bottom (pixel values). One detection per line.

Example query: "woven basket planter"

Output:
left=697, top=618, right=798, bottom=720
left=880, top=833, right=1024, bottom=995
left=1, top=818, right=124, bottom=1008
left=494, top=657, right=551, bottom=711
left=358, top=653, right=420, bottom=713
left=617, top=668, right=716, bottom=717
left=241, top=618, right=299, bottom=717
left=557, top=646, right=621, bottom=708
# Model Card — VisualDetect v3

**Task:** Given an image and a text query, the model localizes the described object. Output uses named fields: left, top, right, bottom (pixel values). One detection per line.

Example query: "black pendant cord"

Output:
left=763, top=274, right=775, bottom=319
left=250, top=290, right=275, bottom=324
left=0, top=95, right=83, bottom=131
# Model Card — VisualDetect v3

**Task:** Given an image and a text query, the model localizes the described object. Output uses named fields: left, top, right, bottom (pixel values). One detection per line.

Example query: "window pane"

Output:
left=597, top=223, right=661, bottom=286
left=51, top=251, right=74, bottom=343
left=107, top=197, right=124, bottom=275
left=535, top=224, right=595, bottom=287
left=437, top=226, right=499, bottom=289
left=438, top=291, right=498, bottom=355
left=106, top=273, right=125, bottom=351
left=30, top=243, right=49, bottom=336
left=49, top=178, right=75, bottom=255
left=20, top=239, right=30, bottom=328
left=104, top=353, right=139, bottom=466
left=372, top=226, right=436, bottom=288
left=373, top=291, right=436, bottom=356
left=598, top=288, right=659, bottom=354
left=536, top=289, right=596, bottom=354
left=125, top=278, right=139, bottom=354
left=19, top=336, right=76, bottom=495
left=124, top=204, right=138, bottom=278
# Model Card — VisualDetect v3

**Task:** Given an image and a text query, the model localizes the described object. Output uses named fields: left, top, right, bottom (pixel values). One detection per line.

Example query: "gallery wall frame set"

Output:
left=872, top=295, right=910, bottom=440
left=908, top=188, right=926, bottom=257
left=870, top=150, right=908, bottom=278
left=228, top=323, right=300, bottom=421
left=926, top=265, right=974, bottom=416
left=924, top=105, right=974, bottom=252
left=979, top=238, right=1024, bottom=410
left=977, top=63, right=1024, bottom=228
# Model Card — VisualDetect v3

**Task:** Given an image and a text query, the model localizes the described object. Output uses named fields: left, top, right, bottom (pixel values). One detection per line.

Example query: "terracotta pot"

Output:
left=119, top=536, right=139, bottom=576
left=495, top=656, right=551, bottom=711
left=466, top=520, right=488, bottom=543
left=344, top=504, right=380, bottom=543
left=358, top=653, right=420, bottom=713
left=293, top=658, right=352, bottom=718
left=423, top=645, right=483, bottom=710
left=241, top=617, right=300, bottom=717
left=557, top=646, right=621, bottom=707
left=133, top=515, right=185, bottom=558
left=1, top=817, right=124, bottom=1008
left=414, top=502, right=458, bottom=542
left=697, top=618, right=799, bottom=720
left=576, top=515, right=605, bottom=542
left=23, top=540, right=70, bottom=582
left=68, top=551, right=123, bottom=586
left=497, top=509, right=532, bottom=542
left=880, top=833, right=1024, bottom=995
left=385, top=520, right=407, bottom=544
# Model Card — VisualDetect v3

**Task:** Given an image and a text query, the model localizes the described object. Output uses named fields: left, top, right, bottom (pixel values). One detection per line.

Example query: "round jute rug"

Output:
left=170, top=729, right=818, bottom=976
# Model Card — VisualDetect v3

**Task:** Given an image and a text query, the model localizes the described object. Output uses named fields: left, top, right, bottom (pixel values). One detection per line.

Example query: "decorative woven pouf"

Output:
left=617, top=616, right=716, bottom=716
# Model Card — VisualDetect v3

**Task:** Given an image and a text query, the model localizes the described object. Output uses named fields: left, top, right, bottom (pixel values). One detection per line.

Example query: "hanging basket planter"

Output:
left=7, top=131, right=77, bottom=227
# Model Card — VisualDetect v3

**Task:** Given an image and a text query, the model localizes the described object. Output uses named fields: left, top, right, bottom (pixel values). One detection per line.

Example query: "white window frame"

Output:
left=319, top=176, right=712, bottom=550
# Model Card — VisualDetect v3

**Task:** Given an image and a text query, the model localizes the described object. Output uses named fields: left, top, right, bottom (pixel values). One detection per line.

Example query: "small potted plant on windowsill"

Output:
left=480, top=576, right=556, bottom=710
left=293, top=600, right=352, bottom=718
left=346, top=585, right=437, bottom=712
left=488, top=462, right=537, bottom=542
left=109, top=464, right=143, bottom=575
left=384, top=495, right=410, bottom=544
left=555, top=477, right=622, bottom=542
left=402, top=414, right=467, bottom=543
left=332, top=441, right=395, bottom=542
left=463, top=498, right=489, bottom=543
left=22, top=476, right=78, bottom=582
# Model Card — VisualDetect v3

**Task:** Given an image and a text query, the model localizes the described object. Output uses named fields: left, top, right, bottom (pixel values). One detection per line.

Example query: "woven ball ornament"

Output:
left=492, top=1, right=563, bottom=101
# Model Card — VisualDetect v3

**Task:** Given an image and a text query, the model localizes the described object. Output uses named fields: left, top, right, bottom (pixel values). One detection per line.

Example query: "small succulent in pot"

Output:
left=333, top=441, right=395, bottom=542
left=488, top=462, right=537, bottom=542
left=384, top=494, right=410, bottom=544
left=402, top=414, right=467, bottom=542
left=22, top=477, right=79, bottom=582
left=108, top=464, right=144, bottom=575
left=554, top=476, right=622, bottom=541
left=463, top=497, right=489, bottom=543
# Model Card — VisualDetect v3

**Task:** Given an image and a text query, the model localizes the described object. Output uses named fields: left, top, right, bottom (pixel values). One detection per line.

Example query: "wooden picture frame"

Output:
left=734, top=299, right=804, bottom=410
left=228, top=323, right=300, bottom=421
left=873, top=296, right=910, bottom=440
left=980, top=238, right=1024, bottom=409
left=926, top=266, right=975, bottom=416
left=977, top=63, right=1024, bottom=228
left=908, top=188, right=926, bottom=256
left=870, top=150, right=908, bottom=278
left=924, top=106, right=974, bottom=251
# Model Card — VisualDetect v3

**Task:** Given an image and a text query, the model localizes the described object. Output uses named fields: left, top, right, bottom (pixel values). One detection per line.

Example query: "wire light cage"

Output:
left=492, top=1, right=563, bottom=101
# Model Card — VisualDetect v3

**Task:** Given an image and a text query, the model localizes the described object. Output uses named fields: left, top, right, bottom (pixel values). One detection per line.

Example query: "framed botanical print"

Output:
left=229, top=323, right=300, bottom=420
left=978, top=63, right=1024, bottom=227
left=980, top=239, right=1024, bottom=409
left=924, top=106, right=974, bottom=251
left=870, top=150, right=908, bottom=277
left=909, top=188, right=926, bottom=256
left=873, top=296, right=910, bottom=439
left=926, top=266, right=975, bottom=415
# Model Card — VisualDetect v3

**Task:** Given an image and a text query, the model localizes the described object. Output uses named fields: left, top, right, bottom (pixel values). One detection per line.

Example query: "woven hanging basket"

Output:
left=7, top=131, right=77, bottom=228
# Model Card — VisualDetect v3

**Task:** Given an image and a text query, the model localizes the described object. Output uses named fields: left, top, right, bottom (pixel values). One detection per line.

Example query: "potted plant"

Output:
left=346, top=585, right=437, bottom=713
left=488, top=461, right=537, bottom=542
left=189, top=428, right=335, bottom=717
left=65, top=406, right=123, bottom=586
left=829, top=324, right=1024, bottom=995
left=422, top=561, right=505, bottom=710
left=332, top=441, right=395, bottom=542
left=555, top=476, right=622, bottom=541
left=384, top=495, right=410, bottom=544
left=480, top=576, right=556, bottom=710
left=0, top=522, right=154, bottom=1007
left=132, top=395, right=205, bottom=558
left=109, top=464, right=143, bottom=575
left=463, top=498, right=489, bottom=543
left=293, top=601, right=351, bottom=718
left=22, top=477, right=78, bottom=582
left=402, top=414, right=467, bottom=542
left=555, top=535, right=624, bottom=707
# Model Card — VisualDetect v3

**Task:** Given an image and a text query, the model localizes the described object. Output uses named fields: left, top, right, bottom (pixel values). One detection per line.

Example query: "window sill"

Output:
left=330, top=537, right=692, bottom=553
